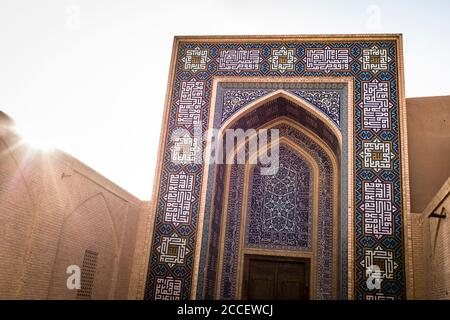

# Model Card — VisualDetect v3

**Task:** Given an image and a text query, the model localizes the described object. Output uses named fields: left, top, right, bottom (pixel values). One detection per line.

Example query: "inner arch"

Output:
left=199, top=89, right=342, bottom=299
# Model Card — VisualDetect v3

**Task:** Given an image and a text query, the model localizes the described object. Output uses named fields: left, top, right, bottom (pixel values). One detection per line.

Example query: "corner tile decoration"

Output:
left=145, top=36, right=407, bottom=300
left=360, top=45, right=391, bottom=73
left=221, top=89, right=272, bottom=122
left=182, top=47, right=210, bottom=73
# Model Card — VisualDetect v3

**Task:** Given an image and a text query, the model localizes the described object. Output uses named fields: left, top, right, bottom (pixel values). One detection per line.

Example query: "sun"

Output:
left=22, top=135, right=56, bottom=151
left=16, top=122, right=57, bottom=151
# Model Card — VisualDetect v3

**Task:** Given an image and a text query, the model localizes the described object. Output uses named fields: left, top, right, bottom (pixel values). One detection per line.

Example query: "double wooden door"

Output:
left=242, top=255, right=310, bottom=300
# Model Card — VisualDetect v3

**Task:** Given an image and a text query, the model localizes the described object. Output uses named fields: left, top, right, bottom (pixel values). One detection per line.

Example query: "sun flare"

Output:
left=17, top=122, right=57, bottom=151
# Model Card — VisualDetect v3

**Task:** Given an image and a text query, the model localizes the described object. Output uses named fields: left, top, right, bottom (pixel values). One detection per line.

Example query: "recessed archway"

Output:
left=197, top=91, right=342, bottom=299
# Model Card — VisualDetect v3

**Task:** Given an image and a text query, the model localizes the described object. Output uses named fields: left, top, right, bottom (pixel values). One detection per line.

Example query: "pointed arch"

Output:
left=218, top=89, right=342, bottom=147
left=62, top=192, right=119, bottom=248
left=47, top=192, right=119, bottom=299
left=215, top=135, right=322, bottom=299
left=200, top=114, right=340, bottom=299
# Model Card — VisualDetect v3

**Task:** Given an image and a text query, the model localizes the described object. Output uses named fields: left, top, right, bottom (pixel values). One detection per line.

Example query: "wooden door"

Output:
left=242, top=255, right=309, bottom=300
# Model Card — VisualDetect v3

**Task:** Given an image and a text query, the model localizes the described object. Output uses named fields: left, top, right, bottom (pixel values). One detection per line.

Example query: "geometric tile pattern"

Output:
left=182, top=47, right=210, bottom=73
left=157, top=232, right=190, bottom=268
left=246, top=145, right=313, bottom=249
left=360, top=79, right=394, bottom=132
left=360, top=46, right=391, bottom=73
left=170, top=133, right=201, bottom=164
left=145, top=37, right=405, bottom=301
left=175, top=79, right=205, bottom=127
left=163, top=170, right=195, bottom=226
left=219, top=164, right=245, bottom=299
left=221, top=88, right=341, bottom=127
left=218, top=47, right=262, bottom=73
left=261, top=163, right=303, bottom=233
left=360, top=246, right=398, bottom=280
left=304, top=46, right=352, bottom=73
left=155, top=276, right=183, bottom=300
left=221, top=89, right=272, bottom=122
left=360, top=138, right=395, bottom=172
left=361, top=179, right=396, bottom=238
left=269, top=46, right=297, bottom=73
left=290, top=90, right=341, bottom=126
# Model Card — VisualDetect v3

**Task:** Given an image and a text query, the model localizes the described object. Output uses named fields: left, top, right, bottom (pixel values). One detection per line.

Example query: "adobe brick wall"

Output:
left=410, top=177, right=450, bottom=300
left=420, top=177, right=450, bottom=299
left=407, top=96, right=450, bottom=213
left=406, top=96, right=450, bottom=300
left=128, top=200, right=154, bottom=299
left=0, top=112, right=151, bottom=299
left=0, top=114, right=36, bottom=299
left=410, top=212, right=425, bottom=299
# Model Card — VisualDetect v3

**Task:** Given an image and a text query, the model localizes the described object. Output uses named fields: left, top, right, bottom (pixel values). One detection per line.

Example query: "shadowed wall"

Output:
left=0, top=111, right=151, bottom=299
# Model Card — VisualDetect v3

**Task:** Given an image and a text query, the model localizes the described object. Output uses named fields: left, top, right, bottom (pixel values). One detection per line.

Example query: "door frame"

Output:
left=241, top=254, right=311, bottom=300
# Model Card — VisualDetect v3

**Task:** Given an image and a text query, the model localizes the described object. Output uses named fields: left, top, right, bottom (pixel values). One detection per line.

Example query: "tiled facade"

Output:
left=144, top=34, right=410, bottom=300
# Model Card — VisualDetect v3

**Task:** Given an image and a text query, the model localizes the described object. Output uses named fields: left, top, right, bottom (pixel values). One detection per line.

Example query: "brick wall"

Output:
left=410, top=177, right=450, bottom=300
left=410, top=212, right=425, bottom=299
left=0, top=112, right=151, bottom=299
left=421, top=177, right=450, bottom=299
left=406, top=96, right=450, bottom=300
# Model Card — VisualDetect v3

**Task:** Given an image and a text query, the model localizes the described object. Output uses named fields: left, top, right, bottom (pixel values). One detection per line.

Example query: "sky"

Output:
left=1, top=0, right=449, bottom=200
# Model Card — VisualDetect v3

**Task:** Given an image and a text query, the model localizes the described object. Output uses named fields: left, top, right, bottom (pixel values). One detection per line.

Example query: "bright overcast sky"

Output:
left=1, top=0, right=449, bottom=200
